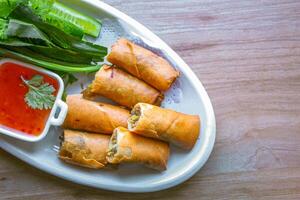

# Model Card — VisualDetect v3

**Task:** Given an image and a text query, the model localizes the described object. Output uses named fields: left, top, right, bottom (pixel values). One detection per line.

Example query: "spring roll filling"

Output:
left=59, top=133, right=91, bottom=160
left=59, top=146, right=73, bottom=159
left=128, top=105, right=141, bottom=129
left=107, top=131, right=119, bottom=159
left=60, top=141, right=88, bottom=161
left=59, top=135, right=72, bottom=158
left=82, top=84, right=95, bottom=99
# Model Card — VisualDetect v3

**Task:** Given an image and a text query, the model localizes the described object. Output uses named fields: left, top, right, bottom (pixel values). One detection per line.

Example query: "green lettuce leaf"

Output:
left=0, top=0, right=24, bottom=18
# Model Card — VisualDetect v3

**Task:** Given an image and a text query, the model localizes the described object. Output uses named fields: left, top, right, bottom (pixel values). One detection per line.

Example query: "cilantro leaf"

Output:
left=21, top=74, right=56, bottom=110
left=27, top=74, right=43, bottom=86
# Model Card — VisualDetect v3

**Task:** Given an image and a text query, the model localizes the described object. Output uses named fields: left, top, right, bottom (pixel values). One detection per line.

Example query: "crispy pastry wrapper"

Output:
left=107, top=38, right=179, bottom=91
left=128, top=103, right=200, bottom=150
left=83, top=65, right=163, bottom=108
left=106, top=127, right=169, bottom=171
left=63, top=94, right=130, bottom=134
left=59, top=129, right=110, bottom=169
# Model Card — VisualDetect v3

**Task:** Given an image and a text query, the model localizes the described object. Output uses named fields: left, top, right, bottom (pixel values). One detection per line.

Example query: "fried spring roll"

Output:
left=128, top=103, right=200, bottom=150
left=59, top=130, right=110, bottom=169
left=106, top=127, right=169, bottom=171
left=63, top=95, right=130, bottom=134
left=107, top=38, right=179, bottom=91
left=83, top=65, right=163, bottom=108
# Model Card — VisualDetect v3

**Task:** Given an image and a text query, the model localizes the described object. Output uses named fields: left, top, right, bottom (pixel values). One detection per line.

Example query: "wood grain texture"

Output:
left=1, top=0, right=300, bottom=199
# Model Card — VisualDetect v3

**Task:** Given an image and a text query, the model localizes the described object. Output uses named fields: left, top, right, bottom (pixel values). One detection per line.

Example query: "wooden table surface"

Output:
left=1, top=0, right=300, bottom=199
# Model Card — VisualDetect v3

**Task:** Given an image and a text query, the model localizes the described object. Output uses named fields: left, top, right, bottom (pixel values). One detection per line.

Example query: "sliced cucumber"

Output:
left=28, top=0, right=101, bottom=38
left=50, top=2, right=101, bottom=37
left=27, top=0, right=53, bottom=16
left=41, top=11, right=84, bottom=38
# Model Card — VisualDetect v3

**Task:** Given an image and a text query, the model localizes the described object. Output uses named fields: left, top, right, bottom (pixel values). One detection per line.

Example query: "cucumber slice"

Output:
left=50, top=2, right=101, bottom=37
left=41, top=11, right=84, bottom=38
left=28, top=0, right=101, bottom=38
left=27, top=0, right=53, bottom=16
left=28, top=0, right=84, bottom=38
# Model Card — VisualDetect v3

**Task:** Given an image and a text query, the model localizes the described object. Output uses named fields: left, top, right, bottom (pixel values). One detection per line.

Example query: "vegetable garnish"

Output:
left=0, top=0, right=108, bottom=94
left=0, top=0, right=22, bottom=19
left=28, top=0, right=101, bottom=38
left=21, top=74, right=56, bottom=110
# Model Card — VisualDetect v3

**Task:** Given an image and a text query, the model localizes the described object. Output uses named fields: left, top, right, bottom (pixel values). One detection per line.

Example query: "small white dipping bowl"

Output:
left=0, top=58, right=68, bottom=142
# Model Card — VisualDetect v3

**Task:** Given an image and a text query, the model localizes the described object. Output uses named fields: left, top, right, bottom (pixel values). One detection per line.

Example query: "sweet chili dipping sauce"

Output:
left=0, top=62, right=58, bottom=136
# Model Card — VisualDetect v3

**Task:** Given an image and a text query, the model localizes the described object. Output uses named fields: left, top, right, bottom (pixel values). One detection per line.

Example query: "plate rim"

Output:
left=0, top=0, right=216, bottom=193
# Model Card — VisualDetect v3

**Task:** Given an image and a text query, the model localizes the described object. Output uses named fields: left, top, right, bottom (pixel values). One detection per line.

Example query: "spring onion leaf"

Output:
left=0, top=19, right=8, bottom=40
left=0, top=18, right=106, bottom=63
left=0, top=47, right=102, bottom=72
left=0, top=39, right=101, bottom=64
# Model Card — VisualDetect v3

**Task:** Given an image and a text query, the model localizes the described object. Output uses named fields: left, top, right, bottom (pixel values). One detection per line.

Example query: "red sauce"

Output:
left=0, top=62, right=58, bottom=136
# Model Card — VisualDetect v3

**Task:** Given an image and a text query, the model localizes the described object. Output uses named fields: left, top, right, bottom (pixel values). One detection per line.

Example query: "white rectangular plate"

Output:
left=0, top=0, right=216, bottom=193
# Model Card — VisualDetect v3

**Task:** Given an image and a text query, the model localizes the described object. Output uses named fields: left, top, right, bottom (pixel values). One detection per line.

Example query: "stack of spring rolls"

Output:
left=59, top=38, right=201, bottom=171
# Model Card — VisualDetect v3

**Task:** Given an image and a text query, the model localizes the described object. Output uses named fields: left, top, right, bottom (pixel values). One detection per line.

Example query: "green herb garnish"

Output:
left=0, top=1, right=107, bottom=70
left=0, top=0, right=107, bottom=95
left=21, top=74, right=56, bottom=110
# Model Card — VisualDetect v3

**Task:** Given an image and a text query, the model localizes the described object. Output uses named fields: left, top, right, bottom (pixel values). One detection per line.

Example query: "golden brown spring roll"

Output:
left=83, top=65, right=163, bottom=108
left=107, top=38, right=179, bottom=91
left=63, top=95, right=130, bottom=134
left=106, top=127, right=169, bottom=171
left=128, top=103, right=200, bottom=150
left=59, top=129, right=110, bottom=169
